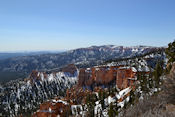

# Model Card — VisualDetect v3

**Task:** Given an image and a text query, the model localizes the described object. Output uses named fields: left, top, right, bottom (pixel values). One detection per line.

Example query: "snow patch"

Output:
left=116, top=87, right=131, bottom=99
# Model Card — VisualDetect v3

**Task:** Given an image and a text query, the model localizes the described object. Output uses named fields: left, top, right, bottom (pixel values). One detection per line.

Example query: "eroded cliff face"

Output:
left=78, top=69, right=92, bottom=87
left=78, top=66, right=137, bottom=90
left=32, top=98, right=70, bottom=117
left=95, top=67, right=115, bottom=85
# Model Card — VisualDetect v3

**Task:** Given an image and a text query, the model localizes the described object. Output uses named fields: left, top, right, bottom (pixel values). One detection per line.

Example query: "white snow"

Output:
left=95, top=68, right=100, bottom=71
left=131, top=67, right=137, bottom=72
left=48, top=74, right=54, bottom=81
left=117, top=101, right=124, bottom=108
left=37, top=72, right=40, bottom=77
left=17, top=89, right=20, bottom=99
left=132, top=48, right=138, bottom=52
left=107, top=62, right=115, bottom=67
left=87, top=68, right=91, bottom=70
left=116, top=87, right=131, bottom=99
left=145, top=66, right=150, bottom=72
left=94, top=92, right=99, bottom=98
left=27, top=80, right=30, bottom=86
left=117, top=96, right=130, bottom=108
left=94, top=103, right=102, bottom=115
left=107, top=96, right=116, bottom=104
left=71, top=105, right=83, bottom=115
left=118, top=66, right=130, bottom=70
left=95, top=101, right=100, bottom=105
left=15, top=104, right=18, bottom=112
left=40, top=73, right=44, bottom=81
left=52, top=99, right=68, bottom=105
left=49, top=108, right=52, bottom=112
left=154, top=88, right=158, bottom=92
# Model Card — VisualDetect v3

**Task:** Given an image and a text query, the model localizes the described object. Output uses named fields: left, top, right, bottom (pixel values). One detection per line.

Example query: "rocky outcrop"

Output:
left=32, top=99, right=70, bottom=117
left=30, top=70, right=40, bottom=80
left=116, top=67, right=136, bottom=89
left=95, top=67, right=116, bottom=84
left=78, top=66, right=137, bottom=90
left=78, top=69, right=92, bottom=87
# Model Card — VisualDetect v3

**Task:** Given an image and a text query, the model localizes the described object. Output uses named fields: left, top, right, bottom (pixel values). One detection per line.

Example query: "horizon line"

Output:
left=0, top=44, right=167, bottom=53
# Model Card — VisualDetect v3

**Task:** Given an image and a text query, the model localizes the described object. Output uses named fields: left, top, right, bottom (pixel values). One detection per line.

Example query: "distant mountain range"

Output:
left=0, top=51, right=63, bottom=60
left=0, top=45, right=164, bottom=82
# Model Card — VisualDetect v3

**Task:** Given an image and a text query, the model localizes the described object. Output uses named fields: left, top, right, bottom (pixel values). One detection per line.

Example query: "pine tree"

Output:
left=86, top=94, right=96, bottom=117
left=165, top=40, right=175, bottom=63
left=129, top=90, right=135, bottom=105
left=108, top=103, right=116, bottom=117
left=154, top=61, right=163, bottom=87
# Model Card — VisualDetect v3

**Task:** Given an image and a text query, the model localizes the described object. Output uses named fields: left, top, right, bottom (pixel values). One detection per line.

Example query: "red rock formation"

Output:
left=30, top=70, right=39, bottom=80
left=78, top=69, right=91, bottom=86
left=116, top=70, right=125, bottom=89
left=78, top=66, right=119, bottom=87
left=32, top=99, right=70, bottom=117
left=78, top=66, right=137, bottom=90
left=29, top=70, right=41, bottom=83
left=95, top=68, right=116, bottom=84
left=66, top=85, right=92, bottom=104
left=116, top=68, right=136, bottom=89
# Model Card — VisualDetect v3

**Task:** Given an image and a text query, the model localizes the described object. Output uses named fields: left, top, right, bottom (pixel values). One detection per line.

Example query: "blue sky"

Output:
left=0, top=0, right=175, bottom=52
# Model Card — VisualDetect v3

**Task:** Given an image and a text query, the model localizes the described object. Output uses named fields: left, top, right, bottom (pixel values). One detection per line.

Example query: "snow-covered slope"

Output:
left=0, top=67, right=78, bottom=116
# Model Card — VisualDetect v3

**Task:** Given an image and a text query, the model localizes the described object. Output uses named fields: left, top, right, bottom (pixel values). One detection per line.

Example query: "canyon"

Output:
left=33, top=64, right=149, bottom=117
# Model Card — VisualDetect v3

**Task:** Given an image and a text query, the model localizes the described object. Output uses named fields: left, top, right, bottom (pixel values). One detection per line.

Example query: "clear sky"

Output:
left=0, top=0, right=175, bottom=52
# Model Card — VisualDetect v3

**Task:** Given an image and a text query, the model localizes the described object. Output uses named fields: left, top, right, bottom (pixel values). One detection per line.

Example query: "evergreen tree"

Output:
left=86, top=94, right=96, bottom=117
left=129, top=90, right=135, bottom=105
left=108, top=103, right=116, bottom=117
left=154, top=61, right=163, bottom=87
left=165, top=40, right=175, bottom=63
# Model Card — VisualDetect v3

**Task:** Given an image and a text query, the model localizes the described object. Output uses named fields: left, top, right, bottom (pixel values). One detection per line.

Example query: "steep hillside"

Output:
left=0, top=64, right=78, bottom=116
left=120, top=63, right=175, bottom=117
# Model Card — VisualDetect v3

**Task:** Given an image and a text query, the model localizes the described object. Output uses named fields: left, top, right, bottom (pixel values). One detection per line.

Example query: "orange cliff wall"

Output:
left=78, top=69, right=93, bottom=87
left=116, top=68, right=136, bottom=89
left=78, top=66, right=137, bottom=90
left=78, top=66, right=118, bottom=87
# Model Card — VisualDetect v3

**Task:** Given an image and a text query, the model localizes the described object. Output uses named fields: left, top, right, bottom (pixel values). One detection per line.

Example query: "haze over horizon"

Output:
left=0, top=0, right=175, bottom=52
left=0, top=44, right=167, bottom=53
